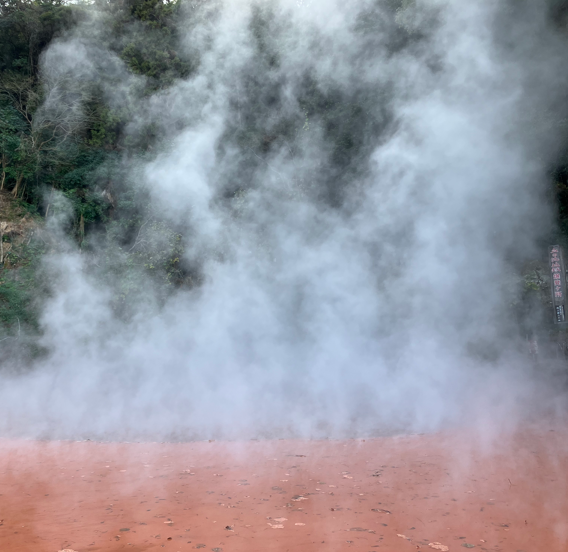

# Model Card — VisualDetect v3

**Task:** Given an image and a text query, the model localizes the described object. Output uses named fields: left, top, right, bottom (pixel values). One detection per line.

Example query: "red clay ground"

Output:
left=1, top=424, right=567, bottom=552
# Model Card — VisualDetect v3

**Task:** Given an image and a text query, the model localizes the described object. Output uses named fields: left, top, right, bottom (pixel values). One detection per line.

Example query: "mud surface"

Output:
left=1, top=425, right=567, bottom=552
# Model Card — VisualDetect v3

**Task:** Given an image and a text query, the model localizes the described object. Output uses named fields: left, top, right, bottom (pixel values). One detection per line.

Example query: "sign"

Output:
left=550, top=245, right=566, bottom=323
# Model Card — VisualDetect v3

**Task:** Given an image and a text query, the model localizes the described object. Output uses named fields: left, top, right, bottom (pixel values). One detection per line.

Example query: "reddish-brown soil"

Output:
left=1, top=425, right=567, bottom=552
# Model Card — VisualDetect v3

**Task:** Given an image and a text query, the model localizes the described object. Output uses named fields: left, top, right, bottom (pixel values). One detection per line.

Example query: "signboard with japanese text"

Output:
left=550, top=245, right=566, bottom=323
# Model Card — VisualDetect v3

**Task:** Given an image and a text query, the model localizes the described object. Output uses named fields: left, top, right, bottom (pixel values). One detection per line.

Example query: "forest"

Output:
left=0, top=0, right=210, bottom=358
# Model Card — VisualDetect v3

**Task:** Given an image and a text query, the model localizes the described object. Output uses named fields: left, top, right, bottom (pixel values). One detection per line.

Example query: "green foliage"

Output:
left=108, top=0, right=192, bottom=89
left=0, top=0, right=75, bottom=75
left=87, top=106, right=121, bottom=148
left=0, top=241, right=44, bottom=332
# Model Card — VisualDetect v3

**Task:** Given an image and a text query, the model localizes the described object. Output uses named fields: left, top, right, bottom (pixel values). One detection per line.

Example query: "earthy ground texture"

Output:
left=0, top=424, right=567, bottom=552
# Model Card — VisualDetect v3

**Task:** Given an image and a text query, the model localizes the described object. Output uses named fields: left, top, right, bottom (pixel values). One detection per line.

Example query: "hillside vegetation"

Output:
left=2, top=0, right=568, bottom=358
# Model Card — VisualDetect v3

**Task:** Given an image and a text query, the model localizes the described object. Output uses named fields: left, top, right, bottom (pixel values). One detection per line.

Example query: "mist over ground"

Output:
left=1, top=0, right=568, bottom=441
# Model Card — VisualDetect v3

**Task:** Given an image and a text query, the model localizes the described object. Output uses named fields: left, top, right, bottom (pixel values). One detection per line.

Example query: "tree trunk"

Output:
left=0, top=154, right=6, bottom=191
left=0, top=222, right=6, bottom=265
left=79, top=213, right=85, bottom=244
left=45, top=185, right=55, bottom=218
left=12, top=173, right=23, bottom=198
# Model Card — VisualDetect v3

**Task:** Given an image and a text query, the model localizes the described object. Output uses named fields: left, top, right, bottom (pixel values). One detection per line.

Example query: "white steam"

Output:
left=1, top=0, right=567, bottom=440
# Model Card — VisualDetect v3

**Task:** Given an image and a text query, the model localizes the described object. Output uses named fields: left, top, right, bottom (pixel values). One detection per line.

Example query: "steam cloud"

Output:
left=1, top=0, right=567, bottom=440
